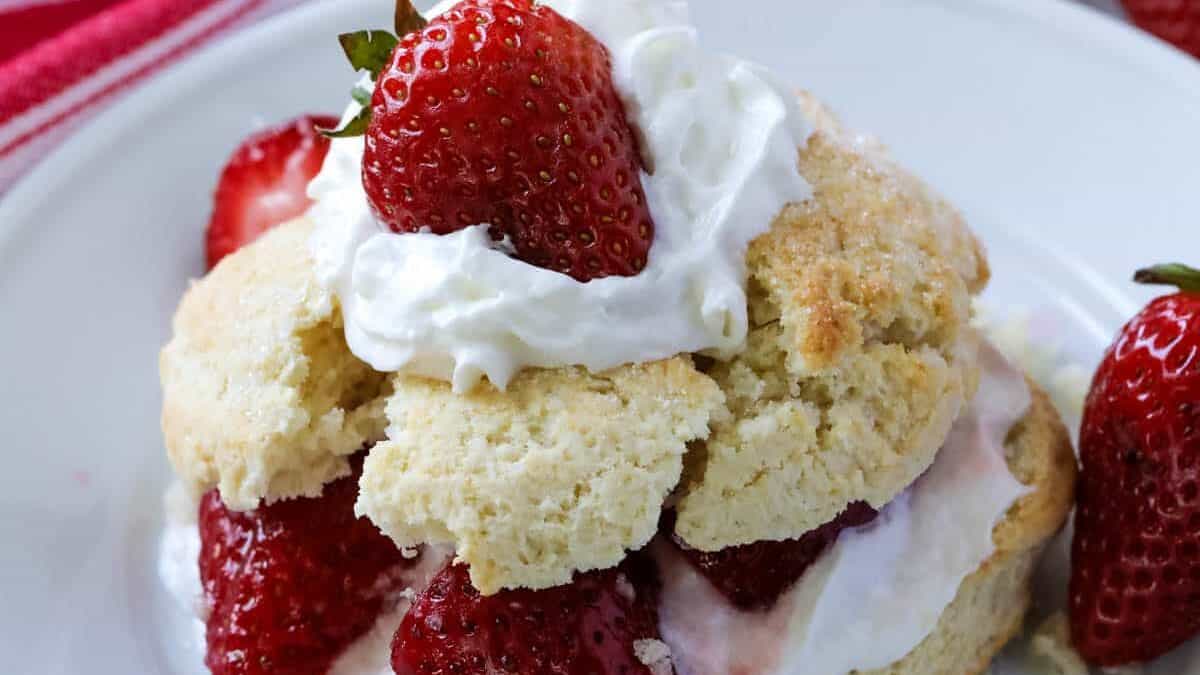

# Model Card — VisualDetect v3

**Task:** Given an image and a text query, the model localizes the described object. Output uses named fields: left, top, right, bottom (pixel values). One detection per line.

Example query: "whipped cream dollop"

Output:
left=653, top=342, right=1033, bottom=675
left=309, top=0, right=813, bottom=390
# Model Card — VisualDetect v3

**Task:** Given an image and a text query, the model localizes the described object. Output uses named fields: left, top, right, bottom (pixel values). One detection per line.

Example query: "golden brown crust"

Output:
left=795, top=92, right=990, bottom=296
left=673, top=96, right=988, bottom=550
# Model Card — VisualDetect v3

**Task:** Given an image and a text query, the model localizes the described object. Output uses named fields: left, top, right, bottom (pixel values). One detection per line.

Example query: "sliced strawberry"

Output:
left=205, top=114, right=337, bottom=270
left=363, top=0, right=654, bottom=282
left=199, top=454, right=415, bottom=675
left=1121, top=0, right=1200, bottom=59
left=392, top=555, right=669, bottom=675
left=667, top=502, right=878, bottom=611
left=1070, top=264, right=1200, bottom=666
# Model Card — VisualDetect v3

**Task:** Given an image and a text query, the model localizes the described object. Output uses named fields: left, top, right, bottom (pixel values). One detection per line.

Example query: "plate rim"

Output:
left=2, top=0, right=1200, bottom=249
left=2, top=1, right=1198, bottom=670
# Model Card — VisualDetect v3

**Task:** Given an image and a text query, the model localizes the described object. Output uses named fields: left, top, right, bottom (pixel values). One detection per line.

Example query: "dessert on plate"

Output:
left=157, top=0, right=1078, bottom=673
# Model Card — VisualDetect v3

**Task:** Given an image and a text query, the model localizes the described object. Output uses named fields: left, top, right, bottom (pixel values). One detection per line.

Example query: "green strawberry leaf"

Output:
left=1134, top=264, right=1200, bottom=293
left=328, top=2, right=427, bottom=139
left=351, top=85, right=373, bottom=106
left=338, top=30, right=399, bottom=78
left=319, top=108, right=371, bottom=138
left=394, top=0, right=428, bottom=36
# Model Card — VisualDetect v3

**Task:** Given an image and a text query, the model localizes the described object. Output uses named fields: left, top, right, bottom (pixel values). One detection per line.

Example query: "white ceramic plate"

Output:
left=2, top=0, right=1200, bottom=672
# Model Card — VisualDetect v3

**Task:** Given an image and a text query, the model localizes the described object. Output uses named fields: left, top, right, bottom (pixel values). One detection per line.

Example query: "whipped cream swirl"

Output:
left=308, top=0, right=813, bottom=390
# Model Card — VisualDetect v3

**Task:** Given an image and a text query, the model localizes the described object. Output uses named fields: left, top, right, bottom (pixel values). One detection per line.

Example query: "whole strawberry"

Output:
left=199, top=455, right=415, bottom=675
left=362, top=0, right=654, bottom=282
left=1121, top=0, right=1200, bottom=59
left=1070, top=264, right=1200, bottom=666
left=392, top=556, right=669, bottom=675
left=205, top=114, right=337, bottom=270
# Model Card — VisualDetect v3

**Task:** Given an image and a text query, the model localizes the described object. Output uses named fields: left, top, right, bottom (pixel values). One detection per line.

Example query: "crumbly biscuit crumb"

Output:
left=160, top=218, right=388, bottom=509
left=674, top=96, right=987, bottom=549
left=1028, top=613, right=1089, bottom=675
left=633, top=638, right=675, bottom=675
left=358, top=358, right=724, bottom=594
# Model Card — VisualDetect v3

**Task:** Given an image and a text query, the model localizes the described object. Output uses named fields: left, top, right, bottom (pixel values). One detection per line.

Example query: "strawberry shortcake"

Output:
left=158, top=1, right=1077, bottom=673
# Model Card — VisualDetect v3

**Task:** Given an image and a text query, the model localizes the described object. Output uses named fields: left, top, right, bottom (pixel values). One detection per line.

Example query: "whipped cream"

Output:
left=309, top=0, right=813, bottom=390
left=653, top=342, right=1033, bottom=675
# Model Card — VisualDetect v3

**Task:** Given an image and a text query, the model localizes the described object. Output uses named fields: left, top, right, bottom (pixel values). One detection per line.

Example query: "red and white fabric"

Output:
left=0, top=0, right=308, bottom=192
left=0, top=0, right=1133, bottom=196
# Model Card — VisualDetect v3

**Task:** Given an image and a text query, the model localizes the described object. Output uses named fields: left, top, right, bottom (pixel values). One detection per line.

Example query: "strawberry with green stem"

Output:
left=326, top=0, right=656, bottom=282
left=1070, top=263, right=1200, bottom=666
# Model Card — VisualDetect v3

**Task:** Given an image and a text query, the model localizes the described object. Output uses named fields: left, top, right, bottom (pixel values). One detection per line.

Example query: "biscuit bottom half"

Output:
left=646, top=344, right=1075, bottom=675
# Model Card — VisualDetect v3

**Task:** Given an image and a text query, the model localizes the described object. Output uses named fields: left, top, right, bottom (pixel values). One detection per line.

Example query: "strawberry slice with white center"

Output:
left=204, top=114, right=337, bottom=270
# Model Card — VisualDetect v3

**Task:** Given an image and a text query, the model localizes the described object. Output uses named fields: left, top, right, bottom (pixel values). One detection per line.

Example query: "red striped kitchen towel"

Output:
left=0, top=0, right=309, bottom=192
left=0, top=0, right=1148, bottom=196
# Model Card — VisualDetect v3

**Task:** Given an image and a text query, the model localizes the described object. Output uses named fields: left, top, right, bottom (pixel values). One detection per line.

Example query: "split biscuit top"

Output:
left=160, top=95, right=991, bottom=592
left=672, top=96, right=989, bottom=550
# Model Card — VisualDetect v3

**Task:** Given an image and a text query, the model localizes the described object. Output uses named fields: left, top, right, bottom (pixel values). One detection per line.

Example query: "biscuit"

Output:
left=159, top=218, right=388, bottom=510
left=673, top=98, right=988, bottom=549
left=160, top=95, right=1003, bottom=586
left=357, top=359, right=724, bottom=594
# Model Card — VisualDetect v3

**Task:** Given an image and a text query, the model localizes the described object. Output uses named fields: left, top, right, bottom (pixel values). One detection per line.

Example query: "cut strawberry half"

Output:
left=667, top=502, right=879, bottom=611
left=204, top=114, right=337, bottom=270
left=392, top=555, right=669, bottom=675
left=1121, top=0, right=1200, bottom=59
left=198, top=454, right=415, bottom=675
